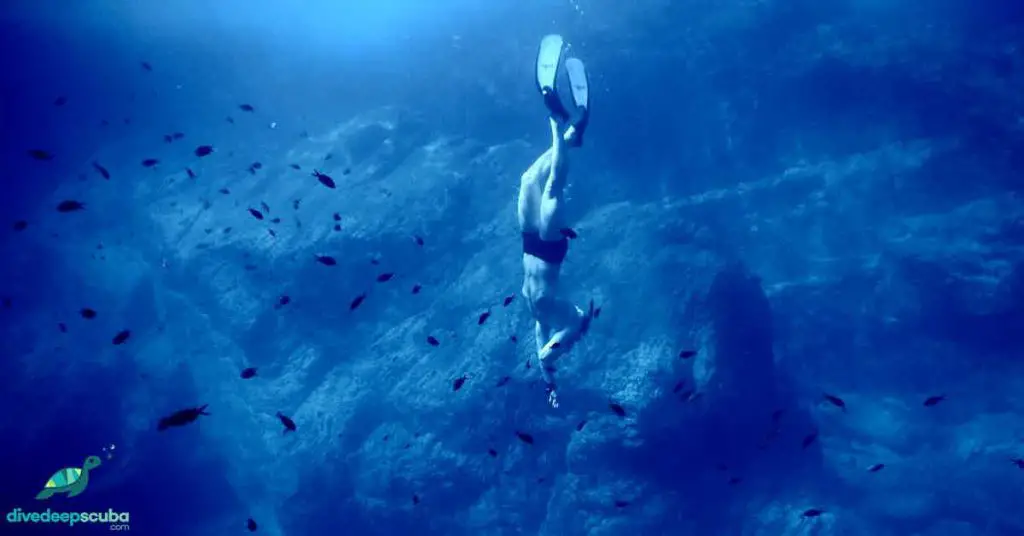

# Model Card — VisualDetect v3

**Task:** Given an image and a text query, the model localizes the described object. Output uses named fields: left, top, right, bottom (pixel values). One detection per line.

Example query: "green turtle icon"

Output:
left=35, top=455, right=102, bottom=500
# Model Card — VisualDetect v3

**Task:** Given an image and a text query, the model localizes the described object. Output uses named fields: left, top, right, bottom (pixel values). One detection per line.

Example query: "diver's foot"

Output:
left=563, top=107, right=589, bottom=147
left=578, top=299, right=595, bottom=336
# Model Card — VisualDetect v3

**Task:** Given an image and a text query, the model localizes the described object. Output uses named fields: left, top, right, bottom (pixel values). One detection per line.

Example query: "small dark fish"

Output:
left=412, top=494, right=420, bottom=505
left=292, top=199, right=301, bottom=210
left=276, top=295, right=291, bottom=307
left=194, top=145, right=214, bottom=157
left=239, top=104, right=255, bottom=112
left=614, top=500, right=630, bottom=508
left=478, top=311, right=491, bottom=325
left=559, top=227, right=578, bottom=239
left=333, top=224, right=341, bottom=231
left=157, top=404, right=209, bottom=431
left=141, top=158, right=159, bottom=167
left=823, top=393, right=847, bottom=412
left=453, top=375, right=467, bottom=392
left=218, top=188, right=230, bottom=195
left=801, top=432, right=818, bottom=449
left=342, top=168, right=351, bottom=175
left=80, top=308, right=97, bottom=319
left=91, top=161, right=110, bottom=179
left=867, top=463, right=885, bottom=473
left=324, top=152, right=333, bottom=161
left=495, top=376, right=510, bottom=387
left=414, top=235, right=424, bottom=246
left=260, top=201, right=270, bottom=214
left=502, top=294, right=515, bottom=306
left=247, top=208, right=264, bottom=220
left=53, top=96, right=67, bottom=106
left=350, top=293, right=366, bottom=310
left=376, top=272, right=394, bottom=282
left=313, top=170, right=335, bottom=188
left=801, top=508, right=824, bottom=519
left=672, top=380, right=686, bottom=394
left=172, top=132, right=184, bottom=140
left=226, top=116, right=235, bottom=124
left=487, top=448, right=498, bottom=458
left=315, top=255, right=337, bottom=266
left=276, top=411, right=296, bottom=433
left=58, top=322, right=67, bottom=333
left=333, top=213, right=341, bottom=221
left=679, top=349, right=697, bottom=359
left=240, top=367, right=258, bottom=379
left=140, top=61, right=152, bottom=71
left=163, top=134, right=173, bottom=143
left=246, top=518, right=257, bottom=532
left=290, top=163, right=301, bottom=170
left=515, top=431, right=534, bottom=445
left=923, top=395, right=946, bottom=407
left=112, top=329, right=131, bottom=345
left=609, top=403, right=626, bottom=417
left=511, top=335, right=518, bottom=344
left=12, top=220, right=28, bottom=231
left=426, top=336, right=440, bottom=347
left=370, top=258, right=380, bottom=265
left=576, top=420, right=587, bottom=431
left=27, top=149, right=54, bottom=161
left=1011, top=458, right=1024, bottom=469
left=252, top=162, right=263, bottom=170
left=186, top=168, right=196, bottom=179
left=411, top=284, right=422, bottom=294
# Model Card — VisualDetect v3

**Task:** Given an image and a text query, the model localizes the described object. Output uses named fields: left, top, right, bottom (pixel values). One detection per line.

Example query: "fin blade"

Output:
left=564, top=58, right=589, bottom=109
left=536, top=34, right=564, bottom=91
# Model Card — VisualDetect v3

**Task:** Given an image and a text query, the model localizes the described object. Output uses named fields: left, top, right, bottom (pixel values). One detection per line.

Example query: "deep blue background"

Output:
left=2, top=1, right=1024, bottom=535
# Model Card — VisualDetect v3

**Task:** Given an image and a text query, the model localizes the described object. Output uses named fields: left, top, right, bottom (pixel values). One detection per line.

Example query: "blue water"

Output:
left=2, top=1, right=1023, bottom=535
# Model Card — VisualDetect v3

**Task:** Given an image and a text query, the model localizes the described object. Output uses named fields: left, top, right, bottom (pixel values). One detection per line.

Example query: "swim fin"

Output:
left=563, top=57, right=590, bottom=147
left=536, top=34, right=569, bottom=122
left=564, top=57, right=589, bottom=110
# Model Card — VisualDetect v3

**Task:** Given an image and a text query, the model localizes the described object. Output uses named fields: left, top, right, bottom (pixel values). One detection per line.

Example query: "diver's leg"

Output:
left=538, top=119, right=569, bottom=239
left=518, top=149, right=551, bottom=230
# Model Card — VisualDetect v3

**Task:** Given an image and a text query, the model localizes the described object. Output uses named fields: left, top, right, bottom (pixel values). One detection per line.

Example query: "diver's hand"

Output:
left=547, top=387, right=559, bottom=409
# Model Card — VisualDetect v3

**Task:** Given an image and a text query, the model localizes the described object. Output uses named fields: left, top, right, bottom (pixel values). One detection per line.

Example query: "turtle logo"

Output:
left=35, top=454, right=105, bottom=501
